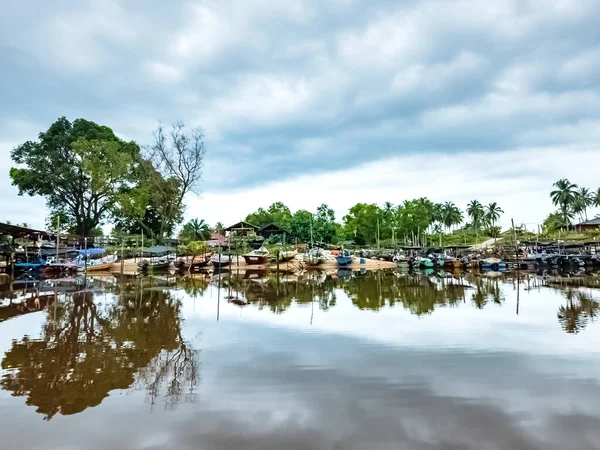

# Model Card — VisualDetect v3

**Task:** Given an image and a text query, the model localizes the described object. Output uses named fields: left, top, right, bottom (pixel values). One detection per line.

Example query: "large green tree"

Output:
left=179, top=218, right=211, bottom=241
left=10, top=117, right=141, bottom=236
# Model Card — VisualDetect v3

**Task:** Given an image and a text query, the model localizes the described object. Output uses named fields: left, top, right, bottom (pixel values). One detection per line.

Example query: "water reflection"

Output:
left=1, top=277, right=199, bottom=419
left=0, top=268, right=600, bottom=449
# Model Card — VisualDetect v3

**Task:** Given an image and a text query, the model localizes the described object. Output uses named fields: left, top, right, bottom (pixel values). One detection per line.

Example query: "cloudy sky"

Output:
left=2, top=0, right=600, bottom=230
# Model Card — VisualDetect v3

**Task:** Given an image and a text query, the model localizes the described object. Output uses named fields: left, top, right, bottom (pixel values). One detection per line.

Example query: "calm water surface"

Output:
left=1, top=269, right=600, bottom=450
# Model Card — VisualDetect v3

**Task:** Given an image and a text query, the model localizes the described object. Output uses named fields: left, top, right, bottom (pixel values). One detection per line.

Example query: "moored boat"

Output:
left=336, top=249, right=353, bottom=267
left=211, top=253, right=231, bottom=267
left=303, top=248, right=326, bottom=266
left=277, top=249, right=298, bottom=262
left=480, top=257, right=507, bottom=271
left=77, top=249, right=118, bottom=272
left=243, top=246, right=270, bottom=265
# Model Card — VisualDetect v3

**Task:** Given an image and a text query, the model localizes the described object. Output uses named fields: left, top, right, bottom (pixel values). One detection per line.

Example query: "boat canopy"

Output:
left=78, top=248, right=106, bottom=256
left=144, top=245, right=175, bottom=255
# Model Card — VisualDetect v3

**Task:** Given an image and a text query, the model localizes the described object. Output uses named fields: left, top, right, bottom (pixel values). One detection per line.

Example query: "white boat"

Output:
left=278, top=249, right=298, bottom=262
left=303, top=248, right=326, bottom=266
left=77, top=249, right=118, bottom=272
left=243, top=246, right=270, bottom=265
left=211, top=253, right=231, bottom=267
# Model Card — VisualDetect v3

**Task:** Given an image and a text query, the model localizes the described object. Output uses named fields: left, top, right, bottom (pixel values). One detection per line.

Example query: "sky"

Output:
left=1, top=0, right=600, bottom=231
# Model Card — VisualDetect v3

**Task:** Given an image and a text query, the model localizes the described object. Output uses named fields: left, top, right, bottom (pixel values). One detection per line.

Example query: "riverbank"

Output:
left=111, top=256, right=396, bottom=275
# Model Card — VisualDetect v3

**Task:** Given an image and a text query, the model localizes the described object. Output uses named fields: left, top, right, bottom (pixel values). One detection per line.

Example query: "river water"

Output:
left=1, top=269, right=599, bottom=450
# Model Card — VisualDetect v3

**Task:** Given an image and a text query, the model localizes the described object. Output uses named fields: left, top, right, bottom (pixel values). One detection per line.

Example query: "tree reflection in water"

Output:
left=557, top=288, right=600, bottom=334
left=1, top=277, right=200, bottom=419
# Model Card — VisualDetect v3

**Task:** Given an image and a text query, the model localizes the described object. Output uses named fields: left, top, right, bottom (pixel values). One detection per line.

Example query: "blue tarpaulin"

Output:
left=78, top=248, right=106, bottom=256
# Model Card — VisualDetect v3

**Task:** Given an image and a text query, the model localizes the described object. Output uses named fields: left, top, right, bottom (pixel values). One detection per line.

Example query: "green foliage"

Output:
left=10, top=117, right=141, bottom=236
left=543, top=211, right=569, bottom=233
left=179, top=219, right=211, bottom=242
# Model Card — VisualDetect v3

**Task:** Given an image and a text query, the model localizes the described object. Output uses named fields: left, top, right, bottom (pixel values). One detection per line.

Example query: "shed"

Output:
left=257, top=223, right=289, bottom=240
left=575, top=218, right=600, bottom=232
left=224, top=221, right=259, bottom=236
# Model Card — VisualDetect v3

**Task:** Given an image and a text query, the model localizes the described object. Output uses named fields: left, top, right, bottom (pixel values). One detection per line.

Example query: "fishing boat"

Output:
left=303, top=248, right=326, bottom=266
left=336, top=249, right=353, bottom=267
left=412, top=256, right=434, bottom=268
left=138, top=257, right=172, bottom=272
left=211, top=253, right=231, bottom=268
left=277, top=249, right=298, bottom=262
left=243, top=246, right=270, bottom=265
left=176, top=255, right=211, bottom=272
left=479, top=257, right=507, bottom=271
left=77, top=249, right=118, bottom=272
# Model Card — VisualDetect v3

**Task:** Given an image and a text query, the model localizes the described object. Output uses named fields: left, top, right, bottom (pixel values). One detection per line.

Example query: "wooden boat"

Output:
left=277, top=249, right=298, bottom=262
left=243, top=246, right=270, bottom=265
left=77, top=249, right=118, bottom=272
left=138, top=259, right=172, bottom=272
left=176, top=256, right=211, bottom=272
left=211, top=253, right=231, bottom=267
left=303, top=248, right=326, bottom=266
left=480, top=257, right=507, bottom=271
left=336, top=249, right=353, bottom=267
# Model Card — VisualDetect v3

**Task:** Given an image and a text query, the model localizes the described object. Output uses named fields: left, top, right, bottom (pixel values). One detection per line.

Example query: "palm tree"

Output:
left=215, top=222, right=225, bottom=235
left=550, top=179, right=578, bottom=226
left=573, top=187, right=593, bottom=221
left=180, top=218, right=211, bottom=241
left=441, top=202, right=463, bottom=233
left=593, top=187, right=600, bottom=208
left=484, top=202, right=504, bottom=240
left=466, top=200, right=485, bottom=243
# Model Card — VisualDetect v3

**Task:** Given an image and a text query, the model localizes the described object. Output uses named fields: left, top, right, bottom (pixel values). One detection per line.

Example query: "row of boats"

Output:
left=13, top=249, right=118, bottom=274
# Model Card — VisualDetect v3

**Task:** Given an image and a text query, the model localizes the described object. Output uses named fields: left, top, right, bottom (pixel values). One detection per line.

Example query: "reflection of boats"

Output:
left=243, top=269, right=268, bottom=280
left=336, top=249, right=353, bottom=267
left=211, top=253, right=231, bottom=267
left=243, top=246, right=270, bottom=265
left=77, top=249, right=118, bottom=272
left=336, top=268, right=353, bottom=279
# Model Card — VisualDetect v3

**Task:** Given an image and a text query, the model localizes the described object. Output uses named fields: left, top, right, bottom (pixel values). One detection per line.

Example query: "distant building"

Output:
left=207, top=232, right=228, bottom=248
left=575, top=218, right=600, bottom=232
left=257, top=223, right=289, bottom=241
left=224, top=221, right=259, bottom=237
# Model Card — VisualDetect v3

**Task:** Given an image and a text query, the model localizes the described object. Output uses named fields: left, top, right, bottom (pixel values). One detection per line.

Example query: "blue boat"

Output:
left=479, top=257, right=507, bottom=271
left=336, top=249, right=353, bottom=267
left=14, top=259, right=48, bottom=271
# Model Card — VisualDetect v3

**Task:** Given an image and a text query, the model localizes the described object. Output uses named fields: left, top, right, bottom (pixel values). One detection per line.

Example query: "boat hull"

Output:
left=79, top=263, right=115, bottom=272
left=138, top=262, right=172, bottom=272
left=336, top=256, right=353, bottom=267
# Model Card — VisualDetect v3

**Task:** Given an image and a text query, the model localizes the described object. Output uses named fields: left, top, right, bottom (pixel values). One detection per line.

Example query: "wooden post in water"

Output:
left=84, top=237, right=88, bottom=272
left=120, top=238, right=124, bottom=274
left=512, top=218, right=519, bottom=269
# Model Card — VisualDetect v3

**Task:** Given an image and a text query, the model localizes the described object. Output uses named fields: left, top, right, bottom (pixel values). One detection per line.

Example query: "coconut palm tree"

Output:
left=485, top=202, right=504, bottom=228
left=214, top=222, right=225, bottom=235
left=593, top=187, right=600, bottom=208
left=550, top=179, right=578, bottom=226
left=441, top=202, right=463, bottom=233
left=573, top=187, right=593, bottom=221
left=466, top=200, right=485, bottom=243
left=180, top=218, right=211, bottom=241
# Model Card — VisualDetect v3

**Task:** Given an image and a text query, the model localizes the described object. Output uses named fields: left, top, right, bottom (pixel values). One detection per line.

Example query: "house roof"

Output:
left=258, top=223, right=289, bottom=233
left=224, top=221, right=259, bottom=232
left=576, top=218, right=600, bottom=226
left=0, top=222, right=52, bottom=239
